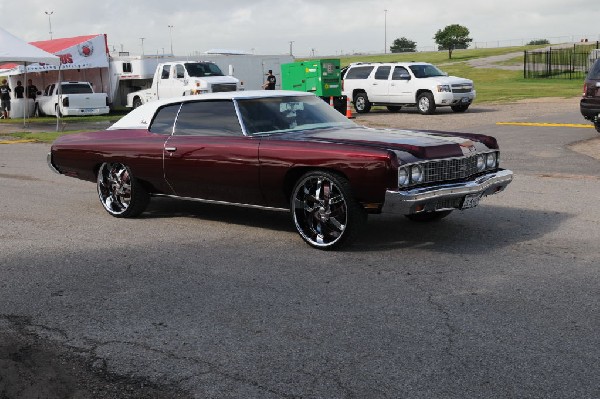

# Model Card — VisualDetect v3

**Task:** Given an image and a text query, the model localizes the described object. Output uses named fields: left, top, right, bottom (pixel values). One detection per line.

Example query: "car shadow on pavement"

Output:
left=142, top=198, right=569, bottom=254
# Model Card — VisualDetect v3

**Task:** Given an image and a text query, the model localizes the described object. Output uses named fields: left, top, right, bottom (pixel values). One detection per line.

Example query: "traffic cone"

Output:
left=329, top=96, right=334, bottom=107
left=345, top=96, right=354, bottom=119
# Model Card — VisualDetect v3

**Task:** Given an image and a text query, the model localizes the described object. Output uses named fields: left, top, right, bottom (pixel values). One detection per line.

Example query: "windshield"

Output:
left=409, top=64, right=446, bottom=78
left=236, top=95, right=357, bottom=135
left=185, top=62, right=225, bottom=77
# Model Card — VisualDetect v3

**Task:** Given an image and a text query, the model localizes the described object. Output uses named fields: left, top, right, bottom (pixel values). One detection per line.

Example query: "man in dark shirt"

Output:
left=14, top=80, right=25, bottom=99
left=0, top=79, right=11, bottom=119
left=27, top=79, right=38, bottom=100
left=264, top=70, right=276, bottom=90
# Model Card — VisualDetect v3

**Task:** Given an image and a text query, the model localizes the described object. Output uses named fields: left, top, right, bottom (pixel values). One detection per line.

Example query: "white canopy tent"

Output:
left=0, top=26, right=60, bottom=127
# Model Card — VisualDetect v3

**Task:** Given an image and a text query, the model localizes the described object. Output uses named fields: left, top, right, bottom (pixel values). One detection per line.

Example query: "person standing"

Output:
left=0, top=79, right=11, bottom=119
left=264, top=70, right=276, bottom=90
left=26, top=79, right=38, bottom=100
left=14, top=80, right=24, bottom=99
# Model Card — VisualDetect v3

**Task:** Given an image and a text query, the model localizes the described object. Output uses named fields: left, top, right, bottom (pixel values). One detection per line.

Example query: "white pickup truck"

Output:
left=126, top=61, right=241, bottom=108
left=35, top=81, right=110, bottom=117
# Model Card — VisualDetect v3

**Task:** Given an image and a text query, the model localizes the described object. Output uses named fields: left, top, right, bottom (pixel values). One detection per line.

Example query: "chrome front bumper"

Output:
left=381, top=169, right=513, bottom=215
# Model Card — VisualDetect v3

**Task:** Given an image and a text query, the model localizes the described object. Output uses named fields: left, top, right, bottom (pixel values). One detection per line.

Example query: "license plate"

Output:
left=461, top=193, right=481, bottom=209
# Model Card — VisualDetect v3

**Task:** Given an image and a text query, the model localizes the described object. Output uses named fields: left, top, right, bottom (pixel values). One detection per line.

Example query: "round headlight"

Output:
left=476, top=155, right=485, bottom=171
left=398, top=167, right=409, bottom=186
left=411, top=165, right=423, bottom=183
left=486, top=152, right=497, bottom=169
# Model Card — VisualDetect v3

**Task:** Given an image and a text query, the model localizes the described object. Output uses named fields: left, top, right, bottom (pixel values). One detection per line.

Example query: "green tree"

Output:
left=434, top=24, right=473, bottom=59
left=527, top=39, right=550, bottom=45
left=390, top=37, right=417, bottom=53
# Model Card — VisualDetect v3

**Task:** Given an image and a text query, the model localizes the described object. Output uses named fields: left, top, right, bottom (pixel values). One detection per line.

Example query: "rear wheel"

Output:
left=291, top=171, right=366, bottom=249
left=353, top=92, right=371, bottom=114
left=417, top=92, right=436, bottom=115
left=387, top=105, right=402, bottom=112
left=97, top=162, right=149, bottom=218
left=405, top=210, right=453, bottom=222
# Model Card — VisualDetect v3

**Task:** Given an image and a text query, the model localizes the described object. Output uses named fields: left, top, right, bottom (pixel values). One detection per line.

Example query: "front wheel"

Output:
left=291, top=171, right=366, bottom=249
left=353, top=92, right=371, bottom=113
left=417, top=92, right=436, bottom=115
left=132, top=97, right=143, bottom=109
left=97, top=162, right=149, bottom=218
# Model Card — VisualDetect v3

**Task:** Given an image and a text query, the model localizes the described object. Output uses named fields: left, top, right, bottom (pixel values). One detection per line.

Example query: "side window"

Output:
left=122, top=62, right=132, bottom=73
left=161, top=65, right=170, bottom=79
left=174, top=100, right=242, bottom=136
left=175, top=64, right=185, bottom=79
left=149, top=103, right=181, bottom=135
left=392, top=66, right=410, bottom=80
left=374, top=66, right=391, bottom=80
left=344, top=66, right=374, bottom=79
left=589, top=59, right=600, bottom=79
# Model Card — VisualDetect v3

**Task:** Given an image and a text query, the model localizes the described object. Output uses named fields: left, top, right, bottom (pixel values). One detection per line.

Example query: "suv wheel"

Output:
left=417, top=92, right=436, bottom=115
left=354, top=92, right=371, bottom=114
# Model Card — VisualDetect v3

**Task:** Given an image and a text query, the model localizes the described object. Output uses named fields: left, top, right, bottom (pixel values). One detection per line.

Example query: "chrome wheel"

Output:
left=291, top=171, right=365, bottom=249
left=417, top=92, right=435, bottom=115
left=353, top=92, right=371, bottom=113
left=97, top=162, right=149, bottom=218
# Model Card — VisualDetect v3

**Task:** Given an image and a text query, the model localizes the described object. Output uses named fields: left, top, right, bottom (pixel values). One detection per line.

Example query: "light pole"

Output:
left=140, top=37, right=145, bottom=55
left=168, top=25, right=174, bottom=55
left=384, top=9, right=388, bottom=54
left=45, top=11, right=54, bottom=40
left=289, top=41, right=295, bottom=56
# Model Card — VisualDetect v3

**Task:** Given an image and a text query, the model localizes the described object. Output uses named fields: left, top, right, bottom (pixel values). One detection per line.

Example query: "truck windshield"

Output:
left=60, top=83, right=93, bottom=94
left=409, top=64, right=446, bottom=78
left=185, top=63, right=224, bottom=77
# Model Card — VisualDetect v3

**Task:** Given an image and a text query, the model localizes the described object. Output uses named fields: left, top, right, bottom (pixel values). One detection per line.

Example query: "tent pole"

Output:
left=23, top=62, right=27, bottom=127
left=56, top=64, right=62, bottom=132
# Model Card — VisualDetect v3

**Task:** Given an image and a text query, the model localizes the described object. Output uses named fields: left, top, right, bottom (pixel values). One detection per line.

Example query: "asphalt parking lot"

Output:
left=1, top=98, right=599, bottom=398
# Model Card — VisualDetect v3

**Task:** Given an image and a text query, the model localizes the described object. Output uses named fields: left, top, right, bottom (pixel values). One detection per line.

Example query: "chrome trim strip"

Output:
left=381, top=169, right=513, bottom=215
left=47, top=152, right=61, bottom=175
left=152, top=194, right=289, bottom=212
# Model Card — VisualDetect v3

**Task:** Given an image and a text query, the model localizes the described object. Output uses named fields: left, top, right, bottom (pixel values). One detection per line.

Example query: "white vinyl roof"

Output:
left=0, top=26, right=60, bottom=65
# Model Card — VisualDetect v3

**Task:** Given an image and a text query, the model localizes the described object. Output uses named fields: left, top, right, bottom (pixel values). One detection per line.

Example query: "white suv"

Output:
left=342, top=62, right=476, bottom=114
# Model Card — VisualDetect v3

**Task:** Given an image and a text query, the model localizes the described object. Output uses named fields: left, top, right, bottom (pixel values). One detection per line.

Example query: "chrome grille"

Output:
left=212, top=83, right=238, bottom=92
left=451, top=84, right=473, bottom=93
left=422, top=156, right=479, bottom=183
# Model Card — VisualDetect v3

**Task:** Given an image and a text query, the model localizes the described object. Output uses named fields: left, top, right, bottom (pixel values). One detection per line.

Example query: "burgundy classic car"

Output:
left=48, top=91, right=513, bottom=249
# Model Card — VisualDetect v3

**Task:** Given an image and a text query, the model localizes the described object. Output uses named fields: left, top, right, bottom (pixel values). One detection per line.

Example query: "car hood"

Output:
left=417, top=76, right=473, bottom=85
left=281, top=126, right=496, bottom=159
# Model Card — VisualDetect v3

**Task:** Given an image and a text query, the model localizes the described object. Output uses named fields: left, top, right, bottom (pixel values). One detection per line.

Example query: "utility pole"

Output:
left=168, top=25, right=174, bottom=55
left=384, top=9, right=388, bottom=54
left=45, top=11, right=54, bottom=40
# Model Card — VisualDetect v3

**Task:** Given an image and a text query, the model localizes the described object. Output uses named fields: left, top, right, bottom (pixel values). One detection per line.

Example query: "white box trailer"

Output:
left=107, top=52, right=294, bottom=109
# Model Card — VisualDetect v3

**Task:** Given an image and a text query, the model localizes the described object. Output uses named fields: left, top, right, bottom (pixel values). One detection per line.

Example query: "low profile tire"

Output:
left=417, top=92, right=436, bottom=115
left=405, top=210, right=453, bottom=222
left=132, top=97, right=143, bottom=109
left=291, top=171, right=366, bottom=250
left=451, top=104, right=470, bottom=113
left=97, top=162, right=149, bottom=218
left=387, top=105, right=402, bottom=112
left=353, top=92, right=371, bottom=114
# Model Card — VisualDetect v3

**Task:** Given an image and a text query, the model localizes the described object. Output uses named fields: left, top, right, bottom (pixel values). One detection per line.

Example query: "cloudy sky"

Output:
left=1, top=0, right=598, bottom=57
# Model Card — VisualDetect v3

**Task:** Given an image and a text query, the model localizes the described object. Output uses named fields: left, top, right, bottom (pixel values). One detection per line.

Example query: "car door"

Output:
left=388, top=66, right=413, bottom=104
left=162, top=99, right=263, bottom=204
left=369, top=66, right=391, bottom=103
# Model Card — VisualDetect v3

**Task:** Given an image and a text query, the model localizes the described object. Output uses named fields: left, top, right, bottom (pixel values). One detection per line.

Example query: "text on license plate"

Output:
left=461, top=194, right=481, bottom=209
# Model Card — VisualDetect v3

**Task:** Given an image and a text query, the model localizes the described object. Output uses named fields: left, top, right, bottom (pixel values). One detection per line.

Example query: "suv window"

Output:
left=345, top=66, right=374, bottom=79
left=409, top=64, right=445, bottom=78
left=374, top=66, right=391, bottom=80
left=392, top=66, right=410, bottom=80
left=588, top=59, right=600, bottom=80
